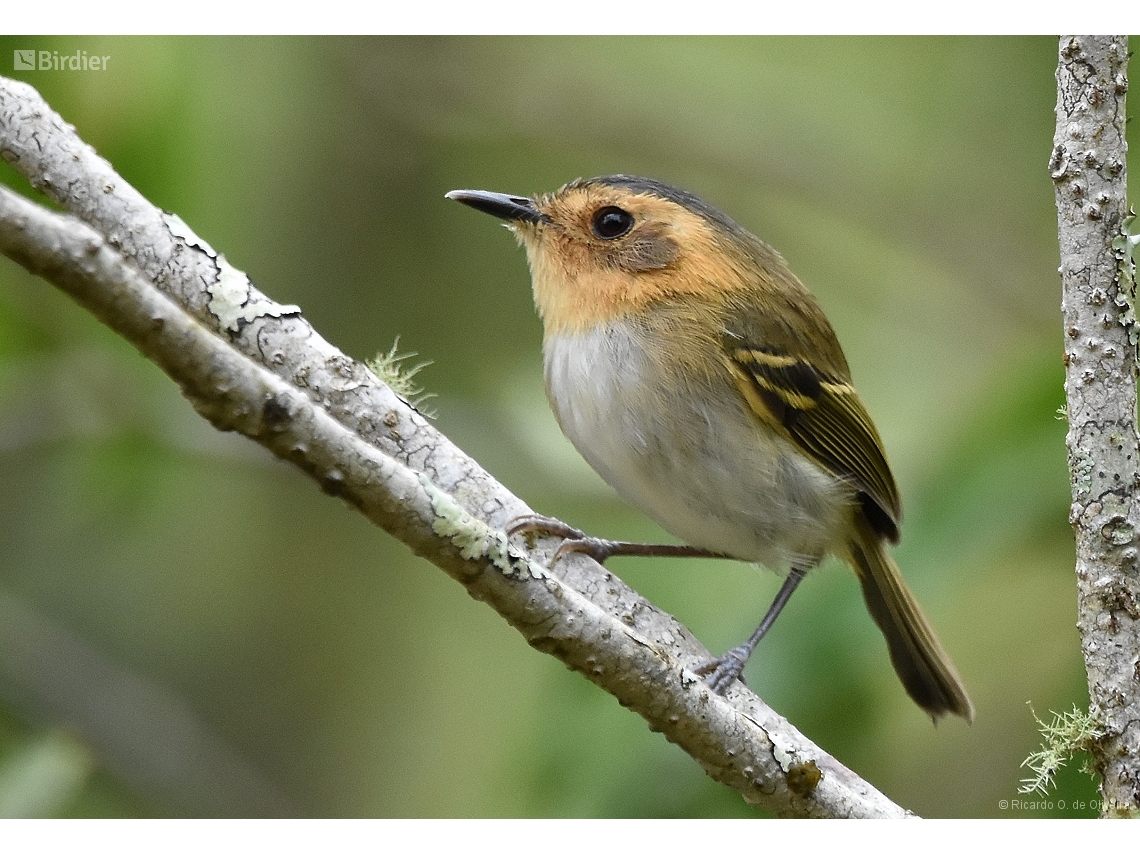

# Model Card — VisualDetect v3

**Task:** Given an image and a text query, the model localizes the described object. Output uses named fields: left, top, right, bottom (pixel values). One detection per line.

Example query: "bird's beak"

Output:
left=445, top=189, right=550, bottom=224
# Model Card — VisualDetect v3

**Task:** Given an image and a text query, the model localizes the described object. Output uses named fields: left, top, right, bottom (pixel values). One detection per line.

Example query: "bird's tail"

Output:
left=846, top=518, right=974, bottom=722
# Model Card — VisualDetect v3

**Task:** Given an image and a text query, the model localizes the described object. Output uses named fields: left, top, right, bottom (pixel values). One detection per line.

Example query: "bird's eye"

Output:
left=591, top=206, right=634, bottom=240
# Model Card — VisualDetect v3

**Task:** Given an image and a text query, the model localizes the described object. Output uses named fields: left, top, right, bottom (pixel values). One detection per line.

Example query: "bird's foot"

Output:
left=506, top=514, right=626, bottom=565
left=694, top=645, right=752, bottom=694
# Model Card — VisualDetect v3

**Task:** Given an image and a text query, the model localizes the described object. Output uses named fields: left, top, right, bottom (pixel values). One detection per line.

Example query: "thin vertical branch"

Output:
left=1053, top=35, right=1140, bottom=817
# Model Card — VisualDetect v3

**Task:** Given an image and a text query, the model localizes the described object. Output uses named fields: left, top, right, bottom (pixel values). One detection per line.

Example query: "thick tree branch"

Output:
left=1053, top=35, right=1140, bottom=817
left=0, top=76, right=908, bottom=817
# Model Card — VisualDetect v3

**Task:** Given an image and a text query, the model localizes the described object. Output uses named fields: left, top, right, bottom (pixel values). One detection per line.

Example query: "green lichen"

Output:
left=1018, top=704, right=1102, bottom=796
left=1111, top=212, right=1140, bottom=348
left=367, top=338, right=436, bottom=418
left=418, top=474, right=544, bottom=579
left=162, top=211, right=301, bottom=332
left=164, top=211, right=217, bottom=257
left=1071, top=449, right=1095, bottom=496
left=1113, top=212, right=1140, bottom=285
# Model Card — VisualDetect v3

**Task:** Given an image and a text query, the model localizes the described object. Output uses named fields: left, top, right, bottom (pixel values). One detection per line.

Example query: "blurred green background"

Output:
left=0, top=36, right=1113, bottom=817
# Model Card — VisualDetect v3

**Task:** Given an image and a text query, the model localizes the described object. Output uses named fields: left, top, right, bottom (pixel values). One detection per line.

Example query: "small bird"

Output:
left=447, top=175, right=973, bottom=722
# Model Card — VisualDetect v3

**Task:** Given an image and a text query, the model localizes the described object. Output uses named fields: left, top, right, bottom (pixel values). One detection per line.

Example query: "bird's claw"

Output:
left=506, top=513, right=586, bottom=541
left=506, top=514, right=621, bottom=565
left=694, top=646, right=751, bottom=694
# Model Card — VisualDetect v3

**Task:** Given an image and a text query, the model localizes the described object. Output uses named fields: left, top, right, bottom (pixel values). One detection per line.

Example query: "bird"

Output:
left=446, top=175, right=973, bottom=722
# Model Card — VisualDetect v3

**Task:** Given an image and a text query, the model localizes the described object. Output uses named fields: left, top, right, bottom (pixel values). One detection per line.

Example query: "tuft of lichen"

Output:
left=367, top=337, right=436, bottom=418
left=1018, top=704, right=1102, bottom=796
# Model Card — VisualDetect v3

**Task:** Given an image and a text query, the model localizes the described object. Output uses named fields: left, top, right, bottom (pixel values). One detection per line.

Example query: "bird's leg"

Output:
left=507, top=514, right=730, bottom=565
left=509, top=513, right=804, bottom=695
left=695, top=566, right=807, bottom=693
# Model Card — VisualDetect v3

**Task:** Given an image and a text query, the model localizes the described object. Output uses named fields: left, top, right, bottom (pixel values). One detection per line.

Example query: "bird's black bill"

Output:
left=445, top=189, right=549, bottom=224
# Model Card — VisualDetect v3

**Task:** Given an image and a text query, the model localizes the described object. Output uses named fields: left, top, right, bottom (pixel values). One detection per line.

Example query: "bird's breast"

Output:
left=542, top=320, right=852, bottom=570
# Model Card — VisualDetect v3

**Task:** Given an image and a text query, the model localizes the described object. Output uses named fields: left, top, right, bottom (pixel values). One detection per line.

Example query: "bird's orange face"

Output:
left=512, top=180, right=759, bottom=336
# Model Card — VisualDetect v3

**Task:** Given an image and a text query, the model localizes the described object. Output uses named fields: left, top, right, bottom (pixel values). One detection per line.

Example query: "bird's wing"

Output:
left=726, top=343, right=902, bottom=541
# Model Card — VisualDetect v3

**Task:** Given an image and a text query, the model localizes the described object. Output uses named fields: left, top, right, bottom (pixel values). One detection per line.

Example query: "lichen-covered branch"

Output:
left=0, top=76, right=908, bottom=817
left=1052, top=35, right=1140, bottom=817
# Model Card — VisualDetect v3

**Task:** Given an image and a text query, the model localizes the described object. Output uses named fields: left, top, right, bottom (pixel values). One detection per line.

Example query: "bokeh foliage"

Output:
left=0, top=36, right=1119, bottom=817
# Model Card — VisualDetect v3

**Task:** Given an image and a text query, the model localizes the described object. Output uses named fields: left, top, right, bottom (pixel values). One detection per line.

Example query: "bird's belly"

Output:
left=543, top=325, right=851, bottom=570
